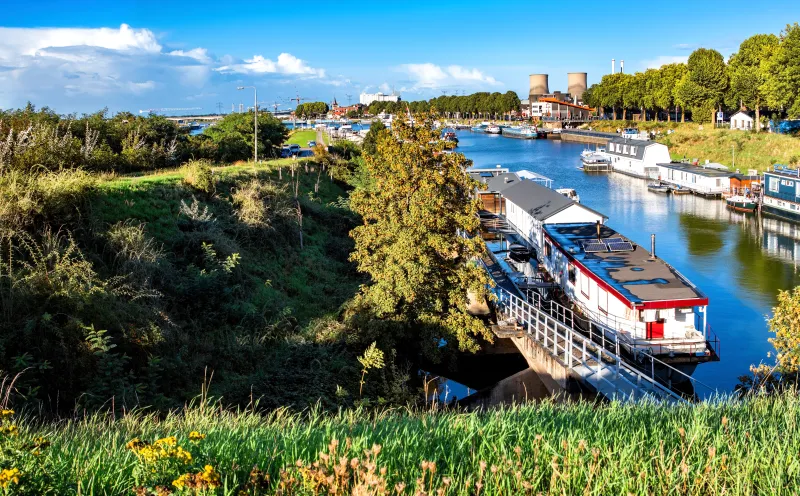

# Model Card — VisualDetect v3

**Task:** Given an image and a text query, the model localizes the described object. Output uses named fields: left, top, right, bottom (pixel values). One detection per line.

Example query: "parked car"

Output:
left=307, top=140, right=316, bottom=147
left=280, top=146, right=291, bottom=158
left=288, top=144, right=301, bottom=155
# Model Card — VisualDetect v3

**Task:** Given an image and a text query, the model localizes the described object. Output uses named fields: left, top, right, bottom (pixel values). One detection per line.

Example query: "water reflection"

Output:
left=458, top=130, right=800, bottom=391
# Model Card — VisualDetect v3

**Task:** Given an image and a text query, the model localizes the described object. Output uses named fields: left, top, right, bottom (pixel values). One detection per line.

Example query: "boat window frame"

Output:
left=568, top=264, right=577, bottom=285
left=598, top=286, right=608, bottom=314
left=770, top=177, right=779, bottom=192
left=580, top=271, right=590, bottom=298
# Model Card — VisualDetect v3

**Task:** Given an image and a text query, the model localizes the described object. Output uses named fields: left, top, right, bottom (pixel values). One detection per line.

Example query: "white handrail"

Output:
left=493, top=286, right=686, bottom=403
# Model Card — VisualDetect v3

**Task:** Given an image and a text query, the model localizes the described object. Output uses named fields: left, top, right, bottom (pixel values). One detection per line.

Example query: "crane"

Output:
left=138, top=107, right=202, bottom=114
left=288, top=93, right=309, bottom=128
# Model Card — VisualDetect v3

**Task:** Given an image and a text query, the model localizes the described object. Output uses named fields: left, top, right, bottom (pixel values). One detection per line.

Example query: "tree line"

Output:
left=583, top=23, right=800, bottom=126
left=367, top=91, right=521, bottom=120
left=294, top=101, right=330, bottom=119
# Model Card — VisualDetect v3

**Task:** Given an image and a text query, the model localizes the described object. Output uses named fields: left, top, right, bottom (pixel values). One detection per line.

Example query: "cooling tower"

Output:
left=567, top=72, right=588, bottom=102
left=529, top=74, right=549, bottom=97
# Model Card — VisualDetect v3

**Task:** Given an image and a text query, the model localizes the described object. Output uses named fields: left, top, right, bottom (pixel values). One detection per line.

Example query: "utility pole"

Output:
left=237, top=86, right=258, bottom=162
left=345, top=93, right=352, bottom=106
left=216, top=102, right=223, bottom=115
left=289, top=93, right=308, bottom=130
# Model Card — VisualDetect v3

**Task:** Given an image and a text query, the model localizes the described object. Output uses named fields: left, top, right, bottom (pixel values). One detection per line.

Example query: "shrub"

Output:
left=182, top=160, right=215, bottom=195
left=231, top=179, right=292, bottom=229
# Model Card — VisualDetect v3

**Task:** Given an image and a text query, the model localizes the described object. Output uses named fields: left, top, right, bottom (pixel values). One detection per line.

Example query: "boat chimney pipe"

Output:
left=596, top=220, right=601, bottom=240
left=650, top=234, right=656, bottom=259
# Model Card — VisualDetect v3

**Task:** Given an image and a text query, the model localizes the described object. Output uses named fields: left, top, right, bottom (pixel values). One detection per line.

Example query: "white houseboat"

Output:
left=606, top=137, right=669, bottom=179
left=539, top=223, right=718, bottom=371
left=656, top=162, right=733, bottom=197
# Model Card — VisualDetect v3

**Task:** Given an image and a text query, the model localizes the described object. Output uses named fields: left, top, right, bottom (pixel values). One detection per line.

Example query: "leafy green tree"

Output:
left=767, top=286, right=800, bottom=382
left=362, top=120, right=386, bottom=156
left=656, top=63, right=688, bottom=121
left=727, top=34, right=779, bottom=129
left=347, top=113, right=492, bottom=357
left=763, top=23, right=800, bottom=118
left=684, top=48, right=729, bottom=123
left=204, top=111, right=287, bottom=161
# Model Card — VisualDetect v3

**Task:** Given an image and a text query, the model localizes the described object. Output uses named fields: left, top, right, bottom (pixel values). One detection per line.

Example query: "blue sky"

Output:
left=1, top=0, right=798, bottom=114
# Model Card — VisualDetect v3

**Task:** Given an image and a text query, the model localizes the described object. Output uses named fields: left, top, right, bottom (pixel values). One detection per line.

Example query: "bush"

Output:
left=182, top=159, right=215, bottom=195
left=231, top=178, right=293, bottom=230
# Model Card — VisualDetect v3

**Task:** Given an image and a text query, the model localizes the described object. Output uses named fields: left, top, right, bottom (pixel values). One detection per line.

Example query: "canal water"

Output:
left=457, top=130, right=800, bottom=393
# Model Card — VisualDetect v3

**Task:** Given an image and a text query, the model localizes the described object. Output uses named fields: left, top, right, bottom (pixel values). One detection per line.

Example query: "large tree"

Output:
left=763, top=23, right=800, bottom=119
left=204, top=111, right=287, bottom=162
left=684, top=48, right=729, bottom=123
left=347, top=113, right=492, bottom=356
left=727, top=34, right=779, bottom=129
left=656, top=63, right=688, bottom=121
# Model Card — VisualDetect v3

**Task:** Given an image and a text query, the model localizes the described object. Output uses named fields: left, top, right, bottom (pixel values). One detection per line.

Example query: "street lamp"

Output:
left=237, top=86, right=258, bottom=162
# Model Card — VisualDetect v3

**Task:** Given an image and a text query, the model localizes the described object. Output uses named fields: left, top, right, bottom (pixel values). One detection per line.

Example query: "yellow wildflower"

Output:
left=155, top=436, right=177, bottom=448
left=189, top=431, right=206, bottom=443
left=0, top=410, right=14, bottom=419
left=173, top=446, right=193, bottom=464
left=201, top=465, right=221, bottom=488
left=0, top=425, right=18, bottom=436
left=173, top=473, right=191, bottom=490
left=126, top=438, right=147, bottom=451
left=0, top=468, right=20, bottom=488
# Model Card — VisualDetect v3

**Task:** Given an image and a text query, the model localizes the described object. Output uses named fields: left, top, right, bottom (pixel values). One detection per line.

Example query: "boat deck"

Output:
left=544, top=223, right=707, bottom=306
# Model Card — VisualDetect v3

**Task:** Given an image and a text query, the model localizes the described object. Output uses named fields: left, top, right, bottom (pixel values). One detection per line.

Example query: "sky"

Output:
left=1, top=0, right=798, bottom=114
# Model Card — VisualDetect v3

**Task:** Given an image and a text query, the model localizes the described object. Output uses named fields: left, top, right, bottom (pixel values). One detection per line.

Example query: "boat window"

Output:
left=770, top=177, right=779, bottom=192
left=581, top=272, right=590, bottom=298
left=544, top=242, right=552, bottom=259
left=568, top=264, right=577, bottom=285
left=598, top=287, right=608, bottom=314
left=796, top=181, right=800, bottom=197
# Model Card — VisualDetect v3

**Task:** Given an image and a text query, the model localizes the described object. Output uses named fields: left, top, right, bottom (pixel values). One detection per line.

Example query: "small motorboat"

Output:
left=556, top=188, right=581, bottom=203
left=726, top=195, right=757, bottom=212
left=647, top=182, right=670, bottom=194
left=485, top=125, right=501, bottom=134
left=670, top=186, right=691, bottom=195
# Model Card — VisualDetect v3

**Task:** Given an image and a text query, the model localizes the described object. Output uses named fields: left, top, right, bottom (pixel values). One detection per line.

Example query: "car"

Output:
left=288, top=144, right=301, bottom=154
left=307, top=140, right=316, bottom=147
left=280, top=146, right=291, bottom=158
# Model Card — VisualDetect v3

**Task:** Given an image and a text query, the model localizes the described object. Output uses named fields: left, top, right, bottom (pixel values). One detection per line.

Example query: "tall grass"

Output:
left=1, top=394, right=799, bottom=494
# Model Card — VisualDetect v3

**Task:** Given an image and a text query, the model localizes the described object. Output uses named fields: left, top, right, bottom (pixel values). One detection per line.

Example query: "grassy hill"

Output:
left=580, top=121, right=800, bottom=173
left=1, top=393, right=798, bottom=494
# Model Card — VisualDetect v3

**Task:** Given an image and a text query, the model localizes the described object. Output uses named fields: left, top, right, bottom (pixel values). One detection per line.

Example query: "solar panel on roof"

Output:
left=583, top=242, right=608, bottom=253
left=607, top=241, right=634, bottom=252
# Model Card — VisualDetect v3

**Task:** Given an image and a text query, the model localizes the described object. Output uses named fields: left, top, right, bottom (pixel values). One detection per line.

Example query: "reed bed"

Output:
left=1, top=394, right=799, bottom=495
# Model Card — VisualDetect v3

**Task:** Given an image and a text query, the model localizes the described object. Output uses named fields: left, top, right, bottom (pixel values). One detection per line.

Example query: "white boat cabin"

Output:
left=541, top=223, right=712, bottom=358
left=656, top=162, right=733, bottom=196
left=606, top=137, right=669, bottom=179
left=502, top=179, right=606, bottom=255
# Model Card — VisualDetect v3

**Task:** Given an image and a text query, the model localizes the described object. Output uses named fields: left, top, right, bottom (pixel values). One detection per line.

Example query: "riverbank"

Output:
left=2, top=393, right=798, bottom=494
left=578, top=121, right=800, bottom=172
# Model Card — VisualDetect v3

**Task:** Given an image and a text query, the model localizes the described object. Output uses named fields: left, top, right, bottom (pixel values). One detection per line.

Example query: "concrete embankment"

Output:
left=560, top=129, right=615, bottom=145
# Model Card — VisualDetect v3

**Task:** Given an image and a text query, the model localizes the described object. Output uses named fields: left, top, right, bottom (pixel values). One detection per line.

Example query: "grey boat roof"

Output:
left=605, top=136, right=662, bottom=161
left=656, top=162, right=735, bottom=178
left=470, top=172, right=523, bottom=193
left=502, top=179, right=607, bottom=221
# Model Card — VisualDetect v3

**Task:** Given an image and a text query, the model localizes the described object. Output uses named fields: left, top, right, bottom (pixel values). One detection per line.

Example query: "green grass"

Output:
left=3, top=393, right=800, bottom=494
left=580, top=121, right=800, bottom=172
left=285, top=129, right=317, bottom=147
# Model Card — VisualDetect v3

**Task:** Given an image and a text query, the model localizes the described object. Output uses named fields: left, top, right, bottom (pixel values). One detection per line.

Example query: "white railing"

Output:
left=493, top=285, right=686, bottom=403
left=525, top=289, right=716, bottom=396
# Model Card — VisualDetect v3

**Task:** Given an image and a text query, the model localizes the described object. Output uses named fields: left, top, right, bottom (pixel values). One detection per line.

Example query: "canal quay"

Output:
left=457, top=130, right=800, bottom=394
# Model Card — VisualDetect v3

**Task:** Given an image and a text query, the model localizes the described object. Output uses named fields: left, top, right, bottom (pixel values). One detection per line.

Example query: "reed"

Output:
left=1, top=393, right=799, bottom=495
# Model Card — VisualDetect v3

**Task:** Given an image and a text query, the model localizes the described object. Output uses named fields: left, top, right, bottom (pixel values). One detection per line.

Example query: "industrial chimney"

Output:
left=529, top=74, right=550, bottom=99
left=568, top=72, right=588, bottom=102
left=620, top=60, right=625, bottom=74
left=611, top=58, right=615, bottom=74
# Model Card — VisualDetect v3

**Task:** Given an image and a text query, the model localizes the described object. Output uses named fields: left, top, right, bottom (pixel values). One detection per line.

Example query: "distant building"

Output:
left=529, top=98, right=594, bottom=121
left=730, top=110, right=754, bottom=130
left=360, top=92, right=401, bottom=106
left=330, top=103, right=365, bottom=118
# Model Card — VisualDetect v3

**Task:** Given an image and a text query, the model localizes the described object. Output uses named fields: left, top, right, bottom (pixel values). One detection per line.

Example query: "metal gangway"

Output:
left=492, top=285, right=687, bottom=403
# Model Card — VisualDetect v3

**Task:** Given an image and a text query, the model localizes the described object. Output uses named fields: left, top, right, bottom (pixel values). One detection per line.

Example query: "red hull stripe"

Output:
left=544, top=232, right=708, bottom=310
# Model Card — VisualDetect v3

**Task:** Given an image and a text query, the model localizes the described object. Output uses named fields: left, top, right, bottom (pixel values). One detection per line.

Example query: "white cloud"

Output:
left=215, top=53, right=325, bottom=77
left=643, top=55, right=689, bottom=69
left=397, top=62, right=501, bottom=91
left=0, top=24, right=336, bottom=111
left=673, top=43, right=696, bottom=51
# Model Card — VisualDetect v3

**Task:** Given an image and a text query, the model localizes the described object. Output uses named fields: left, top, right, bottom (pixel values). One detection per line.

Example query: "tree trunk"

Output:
left=667, top=108, right=671, bottom=122
left=642, top=107, right=647, bottom=122
left=613, top=108, right=617, bottom=120
left=622, top=108, right=627, bottom=120
left=681, top=106, right=685, bottom=123
left=712, top=109, right=717, bottom=127
left=755, top=101, right=761, bottom=133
